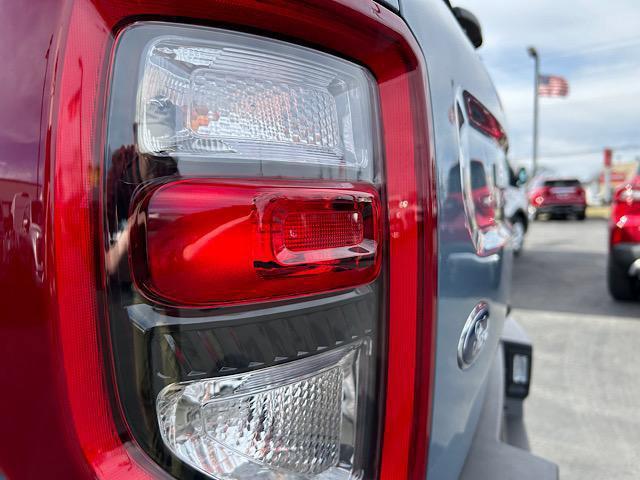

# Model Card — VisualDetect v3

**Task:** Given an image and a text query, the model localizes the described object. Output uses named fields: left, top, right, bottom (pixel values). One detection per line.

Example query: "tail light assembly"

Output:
left=107, top=24, right=383, bottom=480
left=611, top=184, right=640, bottom=245
left=52, top=2, right=435, bottom=480
left=531, top=188, right=548, bottom=206
left=615, top=184, right=640, bottom=206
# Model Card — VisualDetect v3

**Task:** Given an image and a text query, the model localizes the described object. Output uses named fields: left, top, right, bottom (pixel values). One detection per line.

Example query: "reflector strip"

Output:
left=283, top=211, right=364, bottom=251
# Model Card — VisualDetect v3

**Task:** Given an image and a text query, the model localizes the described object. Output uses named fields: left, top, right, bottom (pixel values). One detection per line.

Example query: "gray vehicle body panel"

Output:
left=460, top=318, right=558, bottom=480
left=373, top=1, right=555, bottom=477
left=397, top=0, right=526, bottom=478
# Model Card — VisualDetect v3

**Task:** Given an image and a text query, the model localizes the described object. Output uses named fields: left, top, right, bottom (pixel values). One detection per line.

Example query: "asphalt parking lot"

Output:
left=513, top=218, right=640, bottom=480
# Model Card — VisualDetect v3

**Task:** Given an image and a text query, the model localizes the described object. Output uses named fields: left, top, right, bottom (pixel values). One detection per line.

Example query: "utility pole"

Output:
left=603, top=148, right=613, bottom=204
left=527, top=46, right=540, bottom=178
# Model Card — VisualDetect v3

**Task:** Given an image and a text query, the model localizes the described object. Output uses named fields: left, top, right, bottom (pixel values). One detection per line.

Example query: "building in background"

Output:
left=584, top=161, right=638, bottom=205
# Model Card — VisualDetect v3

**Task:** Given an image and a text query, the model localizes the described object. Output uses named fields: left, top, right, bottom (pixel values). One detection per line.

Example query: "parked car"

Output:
left=608, top=166, right=640, bottom=300
left=0, top=1, right=556, bottom=479
left=504, top=166, right=529, bottom=255
left=528, top=178, right=587, bottom=220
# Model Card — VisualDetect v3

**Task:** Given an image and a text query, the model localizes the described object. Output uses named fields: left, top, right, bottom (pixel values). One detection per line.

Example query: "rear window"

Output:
left=544, top=179, right=581, bottom=187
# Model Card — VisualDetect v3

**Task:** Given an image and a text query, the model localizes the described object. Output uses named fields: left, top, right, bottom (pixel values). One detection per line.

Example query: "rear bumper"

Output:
left=459, top=316, right=559, bottom=480
left=533, top=204, right=585, bottom=215
left=610, top=243, right=640, bottom=273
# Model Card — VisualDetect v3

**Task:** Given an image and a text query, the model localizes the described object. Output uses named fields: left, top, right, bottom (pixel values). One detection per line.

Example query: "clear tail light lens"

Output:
left=104, top=22, right=382, bottom=480
left=137, top=30, right=376, bottom=170
left=157, top=343, right=365, bottom=479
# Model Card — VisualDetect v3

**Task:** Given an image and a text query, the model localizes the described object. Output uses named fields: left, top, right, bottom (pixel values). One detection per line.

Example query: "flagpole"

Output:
left=527, top=46, right=540, bottom=178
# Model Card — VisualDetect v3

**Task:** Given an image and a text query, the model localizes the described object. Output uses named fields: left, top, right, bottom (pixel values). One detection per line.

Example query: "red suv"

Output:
left=529, top=178, right=587, bottom=220
left=608, top=167, right=640, bottom=300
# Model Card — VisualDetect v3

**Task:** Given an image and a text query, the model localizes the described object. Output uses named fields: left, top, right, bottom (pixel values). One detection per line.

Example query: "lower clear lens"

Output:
left=157, top=343, right=365, bottom=479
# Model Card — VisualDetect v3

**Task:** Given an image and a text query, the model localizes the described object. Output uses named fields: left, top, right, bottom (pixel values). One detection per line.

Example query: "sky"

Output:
left=457, top=0, right=640, bottom=181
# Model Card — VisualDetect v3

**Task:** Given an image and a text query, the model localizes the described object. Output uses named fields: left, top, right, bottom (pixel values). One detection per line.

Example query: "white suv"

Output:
left=504, top=166, right=530, bottom=255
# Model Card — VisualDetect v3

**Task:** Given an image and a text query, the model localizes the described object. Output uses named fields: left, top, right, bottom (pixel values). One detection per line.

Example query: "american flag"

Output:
left=538, top=75, right=569, bottom=97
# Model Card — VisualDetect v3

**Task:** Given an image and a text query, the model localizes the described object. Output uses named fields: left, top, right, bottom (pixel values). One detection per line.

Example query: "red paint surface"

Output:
left=611, top=178, right=640, bottom=245
left=529, top=185, right=586, bottom=207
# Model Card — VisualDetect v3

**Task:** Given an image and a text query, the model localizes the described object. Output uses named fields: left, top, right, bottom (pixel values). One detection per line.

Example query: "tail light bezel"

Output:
left=51, top=1, right=437, bottom=479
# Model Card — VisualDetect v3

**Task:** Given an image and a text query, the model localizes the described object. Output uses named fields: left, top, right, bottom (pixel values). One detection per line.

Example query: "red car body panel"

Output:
left=611, top=176, right=640, bottom=245
left=529, top=185, right=586, bottom=208
left=0, top=1, right=92, bottom=478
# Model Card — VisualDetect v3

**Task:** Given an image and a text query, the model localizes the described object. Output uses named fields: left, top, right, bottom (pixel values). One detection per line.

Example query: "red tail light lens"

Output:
left=613, top=185, right=640, bottom=220
left=269, top=193, right=377, bottom=266
left=130, top=179, right=381, bottom=307
left=463, top=90, right=507, bottom=147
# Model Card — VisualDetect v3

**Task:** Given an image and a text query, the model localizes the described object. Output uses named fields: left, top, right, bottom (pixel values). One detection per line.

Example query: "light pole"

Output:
left=527, top=46, right=539, bottom=178
left=603, top=148, right=613, bottom=204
